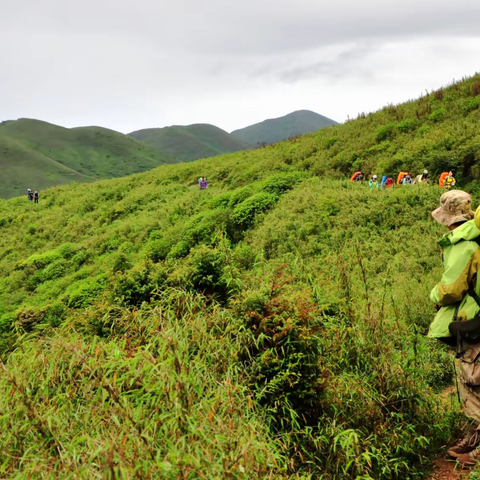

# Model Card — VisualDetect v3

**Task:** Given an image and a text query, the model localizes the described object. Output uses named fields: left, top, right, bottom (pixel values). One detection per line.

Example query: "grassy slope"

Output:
left=1, top=75, right=480, bottom=478
left=231, top=110, right=338, bottom=145
left=129, top=123, right=250, bottom=161
left=0, top=119, right=176, bottom=199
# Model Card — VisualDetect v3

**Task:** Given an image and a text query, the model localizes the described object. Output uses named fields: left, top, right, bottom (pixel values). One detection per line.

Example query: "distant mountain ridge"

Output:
left=0, top=118, right=175, bottom=199
left=0, top=110, right=338, bottom=199
left=231, top=110, right=338, bottom=146
left=129, top=124, right=250, bottom=162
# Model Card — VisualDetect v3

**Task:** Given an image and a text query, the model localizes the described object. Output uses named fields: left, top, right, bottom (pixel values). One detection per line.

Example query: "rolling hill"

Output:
left=2, top=74, right=480, bottom=478
left=231, top=109, right=338, bottom=145
left=0, top=119, right=176, bottom=199
left=129, top=123, right=251, bottom=161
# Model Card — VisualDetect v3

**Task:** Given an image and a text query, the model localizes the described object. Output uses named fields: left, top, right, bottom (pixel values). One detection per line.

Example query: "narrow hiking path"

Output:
left=430, top=459, right=468, bottom=480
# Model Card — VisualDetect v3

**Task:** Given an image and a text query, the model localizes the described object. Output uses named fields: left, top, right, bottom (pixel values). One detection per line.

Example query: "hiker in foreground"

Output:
left=428, top=190, right=480, bottom=466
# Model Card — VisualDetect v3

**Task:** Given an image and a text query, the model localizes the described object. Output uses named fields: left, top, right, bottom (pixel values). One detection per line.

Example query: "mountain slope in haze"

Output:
left=129, top=123, right=251, bottom=161
left=3, top=74, right=480, bottom=478
left=231, top=110, right=338, bottom=145
left=0, top=118, right=176, bottom=199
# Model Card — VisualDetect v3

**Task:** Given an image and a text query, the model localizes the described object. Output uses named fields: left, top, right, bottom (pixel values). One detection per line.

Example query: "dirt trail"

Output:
left=429, top=459, right=468, bottom=480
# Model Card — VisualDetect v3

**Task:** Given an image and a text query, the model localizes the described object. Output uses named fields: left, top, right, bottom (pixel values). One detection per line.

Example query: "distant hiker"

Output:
left=402, top=173, right=413, bottom=185
left=27, top=189, right=33, bottom=201
left=414, top=170, right=429, bottom=185
left=33, top=191, right=39, bottom=204
left=199, top=178, right=208, bottom=190
left=380, top=175, right=388, bottom=189
left=198, top=177, right=203, bottom=186
left=428, top=191, right=480, bottom=465
left=443, top=171, right=456, bottom=190
left=397, top=171, right=408, bottom=185
left=385, top=177, right=394, bottom=188
left=351, top=171, right=364, bottom=183
left=369, top=175, right=379, bottom=190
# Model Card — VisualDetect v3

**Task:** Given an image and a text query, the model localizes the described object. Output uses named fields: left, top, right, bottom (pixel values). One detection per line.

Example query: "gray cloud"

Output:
left=1, top=0, right=480, bottom=132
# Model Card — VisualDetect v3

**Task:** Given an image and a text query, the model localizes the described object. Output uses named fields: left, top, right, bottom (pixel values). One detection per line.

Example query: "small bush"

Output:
left=43, top=259, right=68, bottom=281
left=17, top=250, right=62, bottom=273
left=260, top=173, right=300, bottom=196
left=429, top=108, right=447, bottom=123
left=375, top=123, right=396, bottom=143
left=231, top=193, right=279, bottom=230
left=145, top=239, right=171, bottom=262
left=112, top=253, right=132, bottom=273
left=397, top=118, right=418, bottom=133
left=71, top=250, right=91, bottom=267
left=464, top=97, right=480, bottom=114
left=63, top=276, right=107, bottom=308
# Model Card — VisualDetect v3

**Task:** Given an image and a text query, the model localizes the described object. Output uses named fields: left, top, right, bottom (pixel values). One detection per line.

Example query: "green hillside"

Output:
left=231, top=109, right=338, bottom=145
left=0, top=119, right=176, bottom=199
left=2, top=74, right=480, bottom=478
left=129, top=123, right=250, bottom=161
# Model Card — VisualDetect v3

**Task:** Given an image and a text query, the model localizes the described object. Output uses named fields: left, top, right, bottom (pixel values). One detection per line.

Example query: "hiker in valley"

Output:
left=33, top=191, right=39, bottom=204
left=428, top=190, right=480, bottom=466
left=27, top=189, right=33, bottom=201
left=199, top=178, right=208, bottom=190
left=369, top=175, right=379, bottom=190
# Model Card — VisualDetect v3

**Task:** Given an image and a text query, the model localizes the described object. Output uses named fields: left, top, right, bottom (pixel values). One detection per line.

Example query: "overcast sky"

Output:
left=1, top=0, right=480, bottom=133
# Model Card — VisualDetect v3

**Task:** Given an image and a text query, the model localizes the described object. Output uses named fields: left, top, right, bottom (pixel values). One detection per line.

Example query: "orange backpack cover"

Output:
left=439, top=172, right=449, bottom=187
left=350, top=171, right=362, bottom=182
left=397, top=172, right=408, bottom=185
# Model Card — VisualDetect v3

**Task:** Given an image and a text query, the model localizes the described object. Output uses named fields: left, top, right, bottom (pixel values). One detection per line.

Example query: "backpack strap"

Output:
left=469, top=287, right=480, bottom=309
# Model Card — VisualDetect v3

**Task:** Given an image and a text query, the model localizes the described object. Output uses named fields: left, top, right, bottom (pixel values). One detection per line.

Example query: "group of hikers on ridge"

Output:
left=27, top=188, right=39, bottom=203
left=351, top=170, right=456, bottom=190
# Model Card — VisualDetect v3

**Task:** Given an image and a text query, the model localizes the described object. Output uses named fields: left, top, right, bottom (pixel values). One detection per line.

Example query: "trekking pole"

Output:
left=453, top=356, right=461, bottom=404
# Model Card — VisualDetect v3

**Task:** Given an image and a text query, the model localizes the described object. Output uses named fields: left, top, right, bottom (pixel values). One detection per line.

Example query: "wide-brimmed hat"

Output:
left=432, top=190, right=474, bottom=226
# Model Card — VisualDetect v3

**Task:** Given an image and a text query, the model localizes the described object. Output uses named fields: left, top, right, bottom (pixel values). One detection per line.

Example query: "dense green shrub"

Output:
left=145, top=238, right=171, bottom=262
left=63, top=275, right=107, bottom=308
left=42, top=259, right=68, bottom=281
left=17, top=249, right=62, bottom=273
left=231, top=192, right=279, bottom=230
left=464, top=97, right=480, bottom=114
left=375, top=123, right=396, bottom=142
left=397, top=118, right=418, bottom=133
left=430, top=107, right=447, bottom=123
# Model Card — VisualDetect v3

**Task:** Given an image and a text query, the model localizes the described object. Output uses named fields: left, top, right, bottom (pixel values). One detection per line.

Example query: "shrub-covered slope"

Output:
left=2, top=74, right=480, bottom=478
left=0, top=119, right=176, bottom=199
left=294, top=74, right=480, bottom=184
left=231, top=109, right=338, bottom=145
left=129, top=124, right=250, bottom=161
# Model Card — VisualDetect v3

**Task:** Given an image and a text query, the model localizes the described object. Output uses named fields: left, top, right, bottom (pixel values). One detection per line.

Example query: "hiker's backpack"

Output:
left=449, top=288, right=480, bottom=354
left=397, top=172, right=408, bottom=185
left=439, top=172, right=449, bottom=188
left=350, top=172, right=361, bottom=182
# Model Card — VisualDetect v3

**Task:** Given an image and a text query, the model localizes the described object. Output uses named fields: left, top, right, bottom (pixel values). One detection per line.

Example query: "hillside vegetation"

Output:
left=1, top=74, right=480, bottom=478
left=129, top=123, right=250, bottom=161
left=0, top=119, right=176, bottom=199
left=231, top=109, right=338, bottom=146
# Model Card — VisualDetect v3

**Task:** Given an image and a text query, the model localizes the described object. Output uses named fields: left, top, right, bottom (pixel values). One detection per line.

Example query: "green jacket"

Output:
left=429, top=220, right=480, bottom=338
